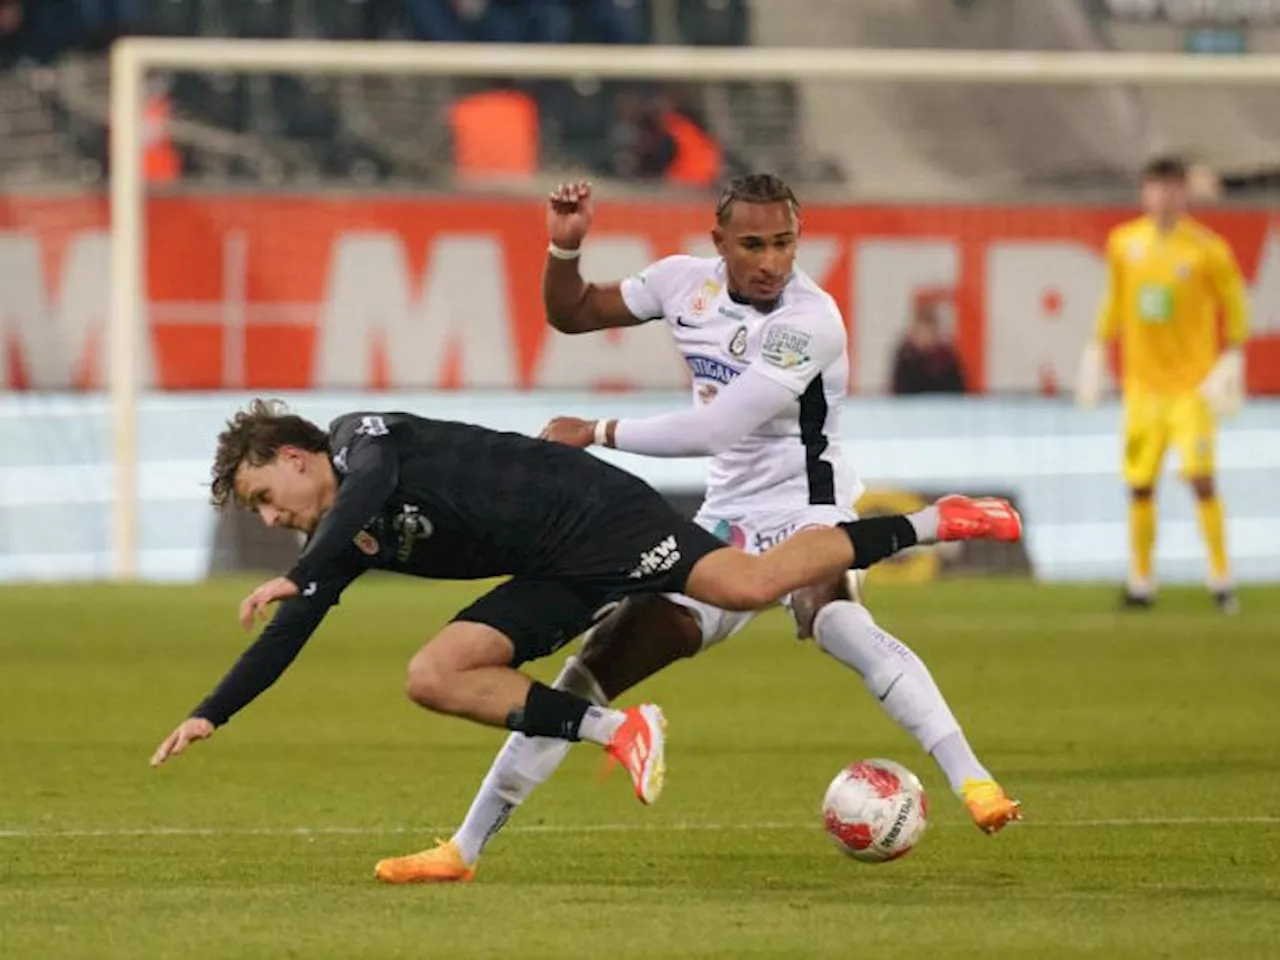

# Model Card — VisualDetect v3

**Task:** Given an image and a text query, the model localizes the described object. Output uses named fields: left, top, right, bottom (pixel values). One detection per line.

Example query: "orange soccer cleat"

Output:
left=960, top=779, right=1023, bottom=835
left=374, top=839, right=476, bottom=885
left=603, top=704, right=667, bottom=805
left=935, top=495, right=1023, bottom=544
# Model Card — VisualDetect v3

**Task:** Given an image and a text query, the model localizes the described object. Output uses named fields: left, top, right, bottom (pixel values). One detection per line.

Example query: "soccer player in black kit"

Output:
left=151, top=401, right=1021, bottom=853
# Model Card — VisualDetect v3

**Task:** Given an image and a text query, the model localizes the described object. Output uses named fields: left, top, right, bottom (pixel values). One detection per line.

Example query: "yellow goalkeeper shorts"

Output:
left=1122, top=390, right=1216, bottom=488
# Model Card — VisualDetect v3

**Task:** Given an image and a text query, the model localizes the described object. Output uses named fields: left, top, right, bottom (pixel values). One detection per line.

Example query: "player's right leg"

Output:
left=438, top=598, right=703, bottom=881
left=376, top=593, right=691, bottom=884
left=1122, top=392, right=1167, bottom=607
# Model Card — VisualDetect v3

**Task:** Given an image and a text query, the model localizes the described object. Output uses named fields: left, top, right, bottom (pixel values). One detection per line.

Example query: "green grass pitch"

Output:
left=2, top=578, right=1278, bottom=959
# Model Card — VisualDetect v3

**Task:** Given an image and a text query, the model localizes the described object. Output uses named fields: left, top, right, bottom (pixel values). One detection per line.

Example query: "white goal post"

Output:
left=107, top=38, right=1280, bottom=580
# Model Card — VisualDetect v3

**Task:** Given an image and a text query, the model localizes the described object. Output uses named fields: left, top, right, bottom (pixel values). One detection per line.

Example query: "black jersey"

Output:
left=286, top=412, right=661, bottom=588
left=191, top=412, right=724, bottom=726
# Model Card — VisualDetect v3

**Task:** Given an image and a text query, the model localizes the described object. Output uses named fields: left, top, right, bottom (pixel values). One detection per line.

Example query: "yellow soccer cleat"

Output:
left=960, top=779, right=1023, bottom=835
left=374, top=839, right=476, bottom=884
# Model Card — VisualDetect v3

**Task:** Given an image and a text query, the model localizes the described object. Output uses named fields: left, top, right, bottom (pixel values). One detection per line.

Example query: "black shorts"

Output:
left=453, top=491, right=727, bottom=666
left=452, top=578, right=616, bottom=666
left=548, top=474, right=728, bottom=597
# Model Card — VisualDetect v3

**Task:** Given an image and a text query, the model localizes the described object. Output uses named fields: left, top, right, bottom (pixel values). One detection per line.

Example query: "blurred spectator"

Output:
left=1188, top=159, right=1280, bottom=201
left=0, top=0, right=28, bottom=62
left=609, top=89, right=722, bottom=187
left=144, top=79, right=180, bottom=183
left=449, top=86, right=539, bottom=182
left=406, top=0, right=572, bottom=44
left=891, top=292, right=967, bottom=395
left=0, top=0, right=22, bottom=42
left=578, top=0, right=650, bottom=44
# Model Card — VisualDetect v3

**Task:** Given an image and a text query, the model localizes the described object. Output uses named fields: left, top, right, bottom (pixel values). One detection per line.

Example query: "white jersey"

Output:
left=620, top=255, right=862, bottom=518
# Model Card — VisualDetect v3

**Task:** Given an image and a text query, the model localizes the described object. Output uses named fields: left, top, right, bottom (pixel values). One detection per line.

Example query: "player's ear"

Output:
left=711, top=226, right=727, bottom=256
left=276, top=446, right=304, bottom=470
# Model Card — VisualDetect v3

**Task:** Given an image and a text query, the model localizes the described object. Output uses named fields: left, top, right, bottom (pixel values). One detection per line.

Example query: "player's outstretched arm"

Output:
left=150, top=565, right=359, bottom=766
left=543, top=180, right=647, bottom=334
left=542, top=365, right=797, bottom=457
left=543, top=310, right=843, bottom=457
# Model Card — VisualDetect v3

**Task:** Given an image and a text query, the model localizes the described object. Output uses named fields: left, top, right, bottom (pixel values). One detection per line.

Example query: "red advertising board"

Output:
left=1, top=195, right=1276, bottom=392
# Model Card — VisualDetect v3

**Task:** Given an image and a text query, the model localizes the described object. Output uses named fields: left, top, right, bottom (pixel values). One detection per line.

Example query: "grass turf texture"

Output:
left=2, top=579, right=1278, bottom=959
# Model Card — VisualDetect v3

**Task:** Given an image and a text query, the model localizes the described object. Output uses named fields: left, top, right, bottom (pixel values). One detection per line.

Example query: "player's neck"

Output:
left=312, top=454, right=339, bottom=511
left=727, top=286, right=780, bottom=314
left=1150, top=213, right=1182, bottom=234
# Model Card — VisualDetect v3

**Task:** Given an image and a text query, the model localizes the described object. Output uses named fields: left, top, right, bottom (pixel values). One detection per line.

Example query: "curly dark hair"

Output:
left=209, top=399, right=329, bottom=508
left=714, top=173, right=800, bottom=226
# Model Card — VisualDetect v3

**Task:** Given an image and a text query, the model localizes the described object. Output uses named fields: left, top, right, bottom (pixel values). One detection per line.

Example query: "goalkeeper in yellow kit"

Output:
left=1077, top=156, right=1249, bottom=613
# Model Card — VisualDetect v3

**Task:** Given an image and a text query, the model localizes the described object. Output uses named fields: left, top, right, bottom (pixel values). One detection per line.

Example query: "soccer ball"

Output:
left=821, top=759, right=928, bottom=863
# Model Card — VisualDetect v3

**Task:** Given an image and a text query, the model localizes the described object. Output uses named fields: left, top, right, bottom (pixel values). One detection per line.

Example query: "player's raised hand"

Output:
left=547, top=180, right=594, bottom=250
left=150, top=717, right=215, bottom=767
left=539, top=416, right=597, bottom=449
left=238, top=575, right=300, bottom=631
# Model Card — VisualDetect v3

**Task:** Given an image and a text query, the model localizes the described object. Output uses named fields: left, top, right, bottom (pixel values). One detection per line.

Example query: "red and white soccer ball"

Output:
left=821, top=759, right=928, bottom=863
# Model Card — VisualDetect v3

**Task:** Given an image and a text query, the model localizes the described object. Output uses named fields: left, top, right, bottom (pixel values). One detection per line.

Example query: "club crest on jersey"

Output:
left=727, top=324, right=748, bottom=358
left=687, top=354, right=741, bottom=386
left=392, top=504, right=434, bottom=562
left=691, top=279, right=721, bottom=316
left=1176, top=261, right=1192, bottom=279
left=761, top=324, right=812, bottom=369
left=353, top=530, right=379, bottom=555
left=1127, top=239, right=1146, bottom=261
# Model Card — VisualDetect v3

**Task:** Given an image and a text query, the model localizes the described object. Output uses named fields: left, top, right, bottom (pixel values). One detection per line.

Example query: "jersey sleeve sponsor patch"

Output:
left=761, top=324, right=813, bottom=369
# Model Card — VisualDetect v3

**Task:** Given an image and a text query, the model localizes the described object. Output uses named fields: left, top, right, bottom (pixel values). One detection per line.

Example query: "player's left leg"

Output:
left=1173, top=394, right=1236, bottom=613
left=801, top=585, right=1021, bottom=834
left=683, top=495, right=1022, bottom=611
left=780, top=505, right=1019, bottom=835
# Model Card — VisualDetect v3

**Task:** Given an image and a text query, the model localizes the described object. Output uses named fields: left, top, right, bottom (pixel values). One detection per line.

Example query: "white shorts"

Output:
left=664, top=504, right=862, bottom=649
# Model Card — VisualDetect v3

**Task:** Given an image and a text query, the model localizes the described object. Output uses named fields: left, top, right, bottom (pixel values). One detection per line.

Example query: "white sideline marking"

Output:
left=1, top=816, right=1277, bottom=840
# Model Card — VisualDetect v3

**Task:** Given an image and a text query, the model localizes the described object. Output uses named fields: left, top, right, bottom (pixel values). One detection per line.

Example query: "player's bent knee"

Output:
left=403, top=646, right=468, bottom=714
left=404, top=659, right=453, bottom=712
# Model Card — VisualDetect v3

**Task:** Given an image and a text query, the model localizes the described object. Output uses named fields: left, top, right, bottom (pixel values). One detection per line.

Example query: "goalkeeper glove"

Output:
left=1199, top=348, right=1245, bottom=419
left=1075, top=341, right=1106, bottom=408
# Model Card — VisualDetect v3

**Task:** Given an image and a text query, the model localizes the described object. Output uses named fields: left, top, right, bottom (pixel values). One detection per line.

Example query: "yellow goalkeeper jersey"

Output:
left=1095, top=215, right=1250, bottom=395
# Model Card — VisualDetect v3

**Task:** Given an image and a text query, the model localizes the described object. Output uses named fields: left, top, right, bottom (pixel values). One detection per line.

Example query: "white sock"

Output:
left=452, top=656, right=609, bottom=864
left=813, top=601, right=992, bottom=793
left=907, top=506, right=940, bottom=544
left=576, top=706, right=627, bottom=745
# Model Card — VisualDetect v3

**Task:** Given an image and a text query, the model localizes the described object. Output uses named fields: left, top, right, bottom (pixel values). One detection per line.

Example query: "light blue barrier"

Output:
left=0, top=393, right=1276, bottom=584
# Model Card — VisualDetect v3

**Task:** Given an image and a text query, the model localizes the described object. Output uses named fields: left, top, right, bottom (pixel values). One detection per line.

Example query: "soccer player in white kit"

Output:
left=374, top=174, right=1022, bottom=884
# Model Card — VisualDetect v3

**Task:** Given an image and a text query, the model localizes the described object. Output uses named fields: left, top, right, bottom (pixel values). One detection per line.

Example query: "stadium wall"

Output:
left=1, top=392, right=1277, bottom=585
